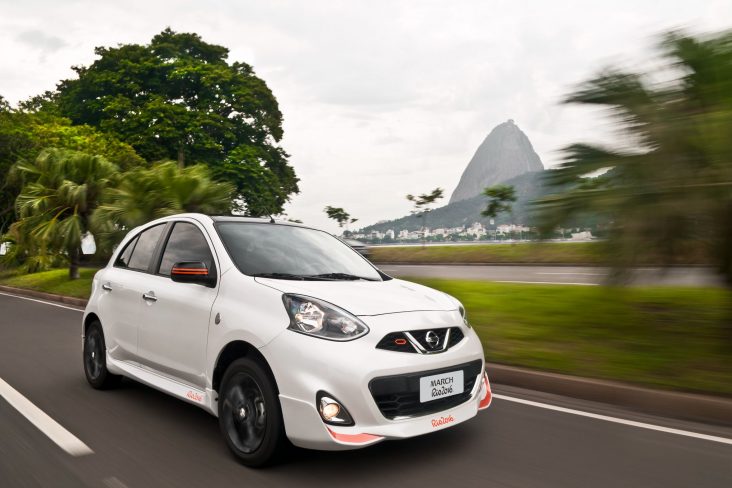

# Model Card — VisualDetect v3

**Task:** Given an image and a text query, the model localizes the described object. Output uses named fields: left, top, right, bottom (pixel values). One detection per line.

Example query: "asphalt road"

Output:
left=378, top=264, right=723, bottom=287
left=1, top=292, right=731, bottom=488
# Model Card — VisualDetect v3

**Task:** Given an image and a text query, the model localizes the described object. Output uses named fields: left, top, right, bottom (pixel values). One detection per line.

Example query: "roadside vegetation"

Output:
left=0, top=268, right=97, bottom=298
left=369, top=241, right=712, bottom=265
left=410, top=278, right=732, bottom=396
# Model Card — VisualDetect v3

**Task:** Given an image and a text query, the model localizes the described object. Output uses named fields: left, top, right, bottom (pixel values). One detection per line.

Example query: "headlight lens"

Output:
left=283, top=294, right=369, bottom=341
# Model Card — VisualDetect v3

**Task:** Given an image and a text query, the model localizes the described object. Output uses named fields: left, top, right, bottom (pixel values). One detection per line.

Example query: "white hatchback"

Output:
left=82, top=214, right=492, bottom=466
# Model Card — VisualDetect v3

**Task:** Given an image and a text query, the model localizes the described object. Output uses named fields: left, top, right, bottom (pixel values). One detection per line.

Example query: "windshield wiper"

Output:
left=252, top=272, right=333, bottom=281
left=308, top=273, right=377, bottom=281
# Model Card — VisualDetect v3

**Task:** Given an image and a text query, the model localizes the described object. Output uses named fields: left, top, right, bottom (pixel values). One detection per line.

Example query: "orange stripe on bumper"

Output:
left=327, top=428, right=383, bottom=445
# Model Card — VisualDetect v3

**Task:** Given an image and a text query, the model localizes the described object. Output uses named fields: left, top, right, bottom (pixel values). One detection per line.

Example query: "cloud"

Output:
left=15, top=29, right=67, bottom=53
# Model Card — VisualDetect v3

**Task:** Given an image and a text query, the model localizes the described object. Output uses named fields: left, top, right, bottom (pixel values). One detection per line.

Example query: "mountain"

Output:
left=449, top=119, right=544, bottom=204
left=359, top=171, right=545, bottom=235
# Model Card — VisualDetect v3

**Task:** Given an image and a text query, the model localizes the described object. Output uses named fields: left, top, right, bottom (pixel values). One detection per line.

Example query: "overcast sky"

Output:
left=1, top=0, right=730, bottom=232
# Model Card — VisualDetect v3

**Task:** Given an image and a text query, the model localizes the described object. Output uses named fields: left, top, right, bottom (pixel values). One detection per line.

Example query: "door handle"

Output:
left=101, top=282, right=112, bottom=292
left=142, top=292, right=158, bottom=302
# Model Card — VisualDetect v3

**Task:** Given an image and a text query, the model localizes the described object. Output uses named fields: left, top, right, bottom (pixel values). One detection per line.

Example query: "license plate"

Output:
left=419, top=370, right=464, bottom=403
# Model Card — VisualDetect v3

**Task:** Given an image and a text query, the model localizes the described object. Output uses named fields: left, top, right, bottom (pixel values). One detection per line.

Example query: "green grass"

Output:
left=369, top=241, right=711, bottom=265
left=0, top=268, right=96, bottom=298
left=409, top=278, right=732, bottom=396
left=370, top=242, right=606, bottom=264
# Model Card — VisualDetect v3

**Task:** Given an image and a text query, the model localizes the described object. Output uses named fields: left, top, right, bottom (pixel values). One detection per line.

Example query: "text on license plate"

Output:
left=419, top=370, right=464, bottom=403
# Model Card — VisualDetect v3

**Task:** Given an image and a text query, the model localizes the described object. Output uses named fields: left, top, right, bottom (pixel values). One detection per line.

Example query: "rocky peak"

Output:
left=449, top=120, right=544, bottom=204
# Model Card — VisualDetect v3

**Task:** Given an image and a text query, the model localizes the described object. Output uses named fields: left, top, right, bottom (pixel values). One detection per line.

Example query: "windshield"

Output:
left=215, top=222, right=382, bottom=281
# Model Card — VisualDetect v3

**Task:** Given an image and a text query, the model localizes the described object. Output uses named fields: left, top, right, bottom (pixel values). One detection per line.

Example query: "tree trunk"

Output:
left=69, top=247, right=80, bottom=280
left=177, top=146, right=185, bottom=169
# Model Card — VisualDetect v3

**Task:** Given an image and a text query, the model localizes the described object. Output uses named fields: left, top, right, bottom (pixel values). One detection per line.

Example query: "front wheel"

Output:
left=83, top=321, right=121, bottom=389
left=218, top=357, right=287, bottom=467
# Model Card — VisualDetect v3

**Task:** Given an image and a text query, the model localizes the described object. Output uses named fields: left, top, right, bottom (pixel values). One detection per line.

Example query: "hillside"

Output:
left=360, top=171, right=545, bottom=234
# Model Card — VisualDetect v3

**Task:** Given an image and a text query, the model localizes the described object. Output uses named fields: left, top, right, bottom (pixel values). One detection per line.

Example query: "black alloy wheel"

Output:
left=218, top=357, right=287, bottom=467
left=83, top=320, right=121, bottom=389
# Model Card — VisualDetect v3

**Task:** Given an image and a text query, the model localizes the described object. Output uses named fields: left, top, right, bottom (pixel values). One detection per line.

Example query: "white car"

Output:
left=82, top=214, right=492, bottom=466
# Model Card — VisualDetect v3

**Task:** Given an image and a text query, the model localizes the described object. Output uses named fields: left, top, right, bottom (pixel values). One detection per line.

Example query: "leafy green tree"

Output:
left=324, top=206, right=357, bottom=228
left=407, top=188, right=444, bottom=245
left=482, top=184, right=516, bottom=218
left=0, top=108, right=144, bottom=233
left=535, top=30, right=732, bottom=285
left=92, top=161, right=234, bottom=247
left=52, top=28, right=298, bottom=215
left=10, top=149, right=117, bottom=279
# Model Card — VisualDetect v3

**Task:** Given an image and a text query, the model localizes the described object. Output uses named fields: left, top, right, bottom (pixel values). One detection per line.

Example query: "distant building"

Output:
left=385, top=229, right=395, bottom=239
left=571, top=231, right=593, bottom=241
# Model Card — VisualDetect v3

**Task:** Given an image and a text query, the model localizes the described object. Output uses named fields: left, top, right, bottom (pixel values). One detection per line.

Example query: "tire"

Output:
left=83, top=321, right=121, bottom=389
left=218, top=357, right=287, bottom=467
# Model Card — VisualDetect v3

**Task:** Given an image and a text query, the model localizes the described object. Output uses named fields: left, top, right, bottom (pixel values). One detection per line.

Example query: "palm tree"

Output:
left=12, top=148, right=117, bottom=278
left=535, top=29, right=732, bottom=285
left=93, top=161, right=234, bottom=247
left=407, top=188, right=444, bottom=246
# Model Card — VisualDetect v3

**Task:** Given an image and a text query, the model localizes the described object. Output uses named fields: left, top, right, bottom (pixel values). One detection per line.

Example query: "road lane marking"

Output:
left=493, top=280, right=599, bottom=286
left=493, top=394, right=732, bottom=446
left=0, top=377, right=93, bottom=456
left=0, top=291, right=84, bottom=312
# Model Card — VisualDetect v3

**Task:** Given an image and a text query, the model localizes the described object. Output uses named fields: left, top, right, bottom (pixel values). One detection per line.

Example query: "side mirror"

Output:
left=170, top=261, right=216, bottom=288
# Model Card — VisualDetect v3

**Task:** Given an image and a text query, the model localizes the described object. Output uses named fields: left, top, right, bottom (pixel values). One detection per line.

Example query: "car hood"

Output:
left=254, top=277, right=457, bottom=316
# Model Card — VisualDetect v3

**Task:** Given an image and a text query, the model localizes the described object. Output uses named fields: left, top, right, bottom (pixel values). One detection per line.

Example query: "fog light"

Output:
left=317, top=391, right=354, bottom=426
left=321, top=402, right=341, bottom=420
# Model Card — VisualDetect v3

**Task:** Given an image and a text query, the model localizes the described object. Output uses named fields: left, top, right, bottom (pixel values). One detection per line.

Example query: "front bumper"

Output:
left=260, top=309, right=492, bottom=450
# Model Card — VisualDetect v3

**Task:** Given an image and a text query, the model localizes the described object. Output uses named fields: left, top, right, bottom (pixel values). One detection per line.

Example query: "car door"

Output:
left=136, top=220, right=219, bottom=388
left=97, top=223, right=167, bottom=363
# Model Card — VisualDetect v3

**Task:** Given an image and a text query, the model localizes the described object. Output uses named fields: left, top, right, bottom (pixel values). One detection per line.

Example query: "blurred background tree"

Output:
left=536, top=29, right=732, bottom=285
left=482, top=184, right=516, bottom=218
left=0, top=106, right=144, bottom=235
left=92, top=161, right=234, bottom=248
left=407, top=188, right=444, bottom=245
left=47, top=28, right=298, bottom=216
left=9, top=149, right=117, bottom=278
left=324, top=206, right=357, bottom=228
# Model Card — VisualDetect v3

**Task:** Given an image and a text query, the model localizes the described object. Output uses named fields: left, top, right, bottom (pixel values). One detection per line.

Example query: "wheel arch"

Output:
left=213, top=340, right=278, bottom=394
left=83, top=312, right=101, bottom=335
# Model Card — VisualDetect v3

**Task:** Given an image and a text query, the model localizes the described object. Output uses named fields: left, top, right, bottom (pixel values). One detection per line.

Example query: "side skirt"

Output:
left=107, top=354, right=217, bottom=415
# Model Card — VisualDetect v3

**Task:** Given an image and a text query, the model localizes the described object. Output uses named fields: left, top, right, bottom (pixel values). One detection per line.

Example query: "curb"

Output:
left=0, top=285, right=88, bottom=308
left=487, top=362, right=732, bottom=427
left=0, top=285, right=729, bottom=426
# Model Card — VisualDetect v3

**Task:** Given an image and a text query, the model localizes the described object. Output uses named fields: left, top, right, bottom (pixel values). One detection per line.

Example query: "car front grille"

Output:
left=369, top=359, right=482, bottom=419
left=375, top=327, right=465, bottom=354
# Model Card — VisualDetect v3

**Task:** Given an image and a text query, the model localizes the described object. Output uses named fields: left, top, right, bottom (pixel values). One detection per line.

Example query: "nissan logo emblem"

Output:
left=425, top=330, right=440, bottom=349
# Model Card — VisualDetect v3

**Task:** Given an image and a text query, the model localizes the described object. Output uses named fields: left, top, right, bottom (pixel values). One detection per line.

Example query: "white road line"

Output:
left=493, top=280, right=599, bottom=286
left=493, top=394, right=732, bottom=446
left=0, top=291, right=84, bottom=312
left=0, top=377, right=93, bottom=456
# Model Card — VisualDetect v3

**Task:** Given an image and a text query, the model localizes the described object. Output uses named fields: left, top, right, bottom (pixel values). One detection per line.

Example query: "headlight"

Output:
left=282, top=294, right=369, bottom=341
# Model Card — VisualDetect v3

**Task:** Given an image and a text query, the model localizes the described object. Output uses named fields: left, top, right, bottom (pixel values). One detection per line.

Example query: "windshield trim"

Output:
left=213, top=221, right=390, bottom=281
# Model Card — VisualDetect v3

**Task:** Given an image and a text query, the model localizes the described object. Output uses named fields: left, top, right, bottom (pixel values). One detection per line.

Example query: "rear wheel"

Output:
left=218, top=357, right=287, bottom=467
left=83, top=321, right=121, bottom=389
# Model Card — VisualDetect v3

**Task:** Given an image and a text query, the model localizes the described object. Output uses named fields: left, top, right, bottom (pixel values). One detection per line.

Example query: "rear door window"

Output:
left=125, top=224, right=166, bottom=272
left=114, top=236, right=139, bottom=269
